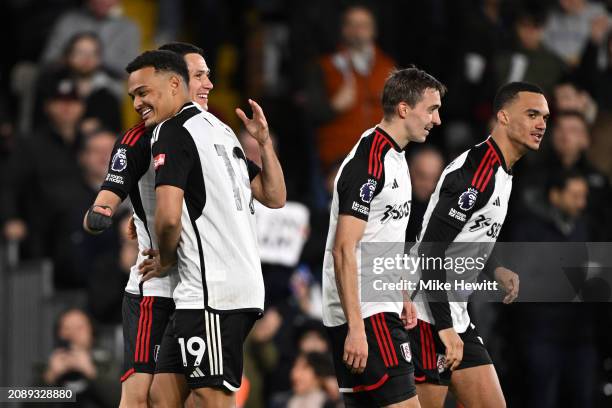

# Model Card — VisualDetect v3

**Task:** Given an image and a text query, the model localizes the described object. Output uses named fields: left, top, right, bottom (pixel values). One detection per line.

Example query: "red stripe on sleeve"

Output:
left=475, top=154, right=496, bottom=191
left=121, top=127, right=137, bottom=145
left=471, top=148, right=492, bottom=186
left=479, top=158, right=499, bottom=191
left=370, top=315, right=390, bottom=367
left=125, top=123, right=145, bottom=146
left=128, top=128, right=145, bottom=146
left=375, top=140, right=390, bottom=179
left=369, top=134, right=381, bottom=176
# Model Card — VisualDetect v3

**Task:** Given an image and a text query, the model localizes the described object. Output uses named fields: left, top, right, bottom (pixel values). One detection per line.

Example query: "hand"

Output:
left=236, top=99, right=270, bottom=146
left=401, top=301, right=418, bottom=330
left=127, top=216, right=137, bottom=240
left=438, top=327, right=463, bottom=371
left=331, top=74, right=356, bottom=113
left=494, top=267, right=519, bottom=304
left=591, top=14, right=609, bottom=45
left=3, top=219, right=27, bottom=241
left=251, top=308, right=282, bottom=342
left=343, top=325, right=368, bottom=374
left=45, top=349, right=71, bottom=383
left=138, top=249, right=172, bottom=281
left=67, top=349, right=97, bottom=379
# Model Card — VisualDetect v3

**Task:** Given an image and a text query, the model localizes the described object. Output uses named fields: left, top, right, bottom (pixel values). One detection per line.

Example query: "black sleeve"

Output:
left=152, top=122, right=197, bottom=190
left=246, top=158, right=261, bottom=182
left=429, top=166, right=491, bottom=232
left=100, top=128, right=150, bottom=200
left=336, top=142, right=386, bottom=221
left=420, top=161, right=493, bottom=330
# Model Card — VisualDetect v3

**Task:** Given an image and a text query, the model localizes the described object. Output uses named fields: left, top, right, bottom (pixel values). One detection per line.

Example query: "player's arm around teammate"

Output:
left=236, top=98, right=286, bottom=208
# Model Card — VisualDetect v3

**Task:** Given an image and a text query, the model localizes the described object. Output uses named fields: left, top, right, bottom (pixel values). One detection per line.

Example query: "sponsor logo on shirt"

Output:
left=351, top=201, right=369, bottom=215
left=458, top=187, right=478, bottom=211
left=468, top=214, right=491, bottom=232
left=359, top=179, right=377, bottom=203
left=154, top=154, right=166, bottom=170
left=111, top=148, right=127, bottom=172
left=105, top=173, right=124, bottom=185
left=448, top=208, right=466, bottom=222
left=381, top=201, right=411, bottom=223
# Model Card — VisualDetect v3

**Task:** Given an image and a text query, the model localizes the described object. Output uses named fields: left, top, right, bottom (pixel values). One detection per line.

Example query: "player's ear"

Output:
left=397, top=102, right=409, bottom=119
left=169, top=74, right=180, bottom=94
left=496, top=109, right=509, bottom=126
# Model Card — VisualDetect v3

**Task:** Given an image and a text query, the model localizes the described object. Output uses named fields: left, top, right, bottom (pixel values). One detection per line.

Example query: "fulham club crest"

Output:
left=400, top=342, right=412, bottom=362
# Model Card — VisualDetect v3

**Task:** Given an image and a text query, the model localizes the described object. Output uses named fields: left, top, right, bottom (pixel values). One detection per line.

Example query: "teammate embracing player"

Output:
left=322, top=67, right=445, bottom=407
left=410, top=82, right=548, bottom=407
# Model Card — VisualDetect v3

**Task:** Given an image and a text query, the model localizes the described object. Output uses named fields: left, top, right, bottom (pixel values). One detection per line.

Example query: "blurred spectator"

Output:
left=553, top=78, right=598, bottom=123
left=304, top=5, right=396, bottom=171
left=549, top=111, right=612, bottom=239
left=1, top=74, right=84, bottom=263
left=271, top=352, right=336, bottom=408
left=239, top=128, right=311, bottom=306
left=245, top=308, right=282, bottom=408
left=443, top=0, right=511, bottom=133
left=294, top=318, right=329, bottom=354
left=517, top=110, right=612, bottom=240
left=41, top=0, right=140, bottom=76
left=493, top=6, right=567, bottom=96
left=300, top=161, right=341, bottom=283
left=87, top=210, right=132, bottom=324
left=510, top=170, right=596, bottom=408
left=542, top=0, right=609, bottom=66
left=36, top=32, right=122, bottom=133
left=405, top=146, right=444, bottom=242
left=576, top=12, right=612, bottom=110
left=40, top=308, right=120, bottom=407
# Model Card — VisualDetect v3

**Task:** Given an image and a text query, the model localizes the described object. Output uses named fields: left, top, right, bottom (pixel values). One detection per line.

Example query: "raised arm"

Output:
left=236, top=99, right=286, bottom=208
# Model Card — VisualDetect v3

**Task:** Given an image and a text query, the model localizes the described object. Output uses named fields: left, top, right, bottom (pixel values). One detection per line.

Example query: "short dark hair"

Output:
left=382, top=67, right=446, bottom=119
left=493, top=82, right=544, bottom=114
left=158, top=42, right=205, bottom=57
left=547, top=169, right=587, bottom=193
left=300, top=352, right=335, bottom=378
left=63, top=31, right=101, bottom=59
left=125, top=50, right=189, bottom=86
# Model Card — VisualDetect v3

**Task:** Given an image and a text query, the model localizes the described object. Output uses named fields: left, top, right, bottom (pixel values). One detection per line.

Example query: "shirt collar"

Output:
left=487, top=136, right=512, bottom=175
left=375, top=126, right=402, bottom=152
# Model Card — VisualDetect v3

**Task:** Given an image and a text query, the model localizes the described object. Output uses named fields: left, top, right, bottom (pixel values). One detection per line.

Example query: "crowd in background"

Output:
left=1, top=0, right=612, bottom=406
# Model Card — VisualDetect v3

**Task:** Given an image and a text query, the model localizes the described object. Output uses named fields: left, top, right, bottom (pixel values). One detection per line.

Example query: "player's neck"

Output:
left=491, top=130, right=523, bottom=169
left=378, top=120, right=409, bottom=149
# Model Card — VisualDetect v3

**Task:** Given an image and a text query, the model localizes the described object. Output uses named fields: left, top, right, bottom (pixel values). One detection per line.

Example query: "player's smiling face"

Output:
left=128, top=66, right=181, bottom=128
left=185, top=53, right=213, bottom=110
left=402, top=88, right=442, bottom=143
left=503, top=92, right=549, bottom=152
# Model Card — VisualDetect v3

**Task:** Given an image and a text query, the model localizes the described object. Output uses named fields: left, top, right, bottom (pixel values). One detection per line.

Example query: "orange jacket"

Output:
left=317, top=47, right=395, bottom=169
